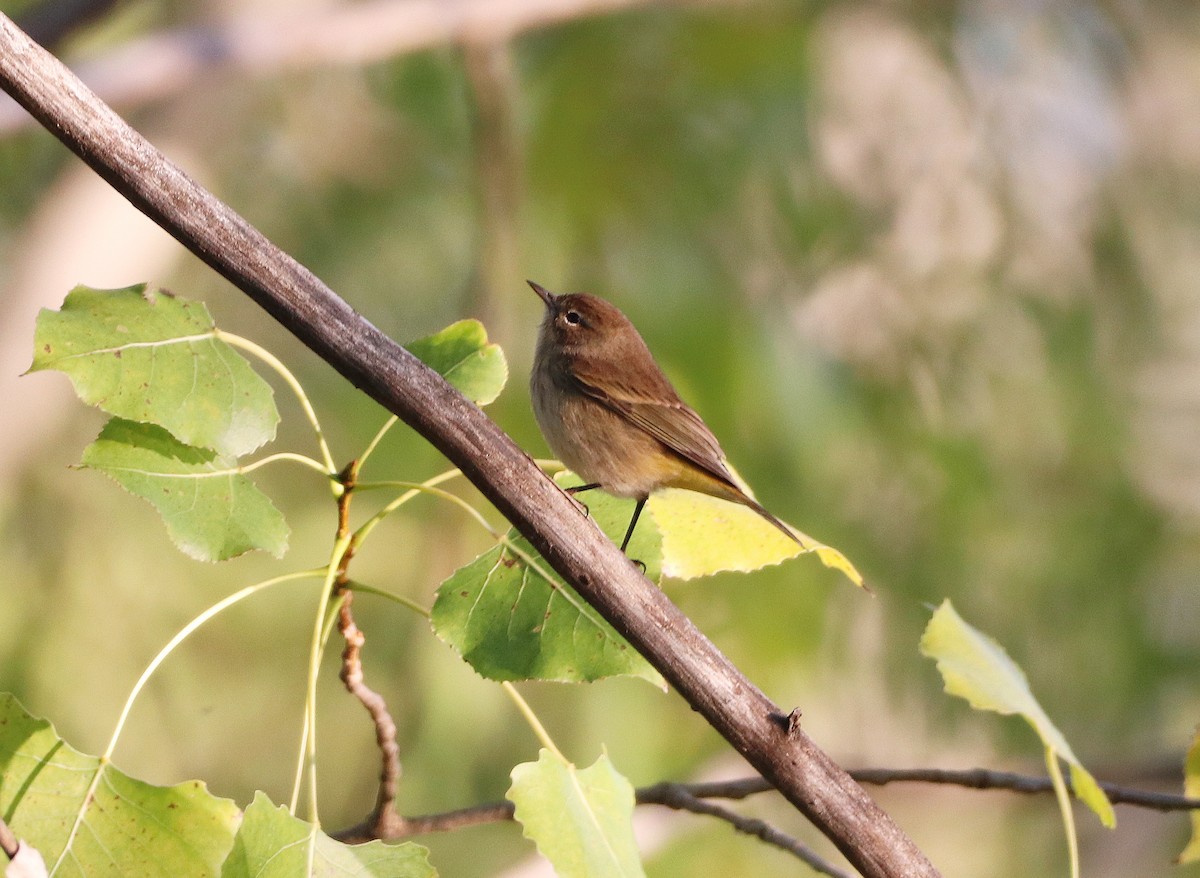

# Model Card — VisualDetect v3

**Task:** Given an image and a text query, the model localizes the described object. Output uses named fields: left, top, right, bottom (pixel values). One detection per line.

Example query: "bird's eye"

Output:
left=564, top=310, right=582, bottom=326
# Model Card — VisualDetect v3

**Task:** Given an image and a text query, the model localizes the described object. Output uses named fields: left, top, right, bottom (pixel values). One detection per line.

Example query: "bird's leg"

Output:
left=565, top=483, right=601, bottom=494
left=565, top=486, right=648, bottom=571
left=619, top=497, right=647, bottom=553
left=564, top=482, right=601, bottom=517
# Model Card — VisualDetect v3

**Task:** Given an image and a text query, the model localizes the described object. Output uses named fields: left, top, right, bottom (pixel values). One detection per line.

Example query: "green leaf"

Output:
left=431, top=473, right=661, bottom=685
left=920, top=599, right=1116, bottom=832
left=82, top=417, right=289, bottom=561
left=1178, top=727, right=1200, bottom=864
left=647, top=487, right=865, bottom=586
left=29, top=284, right=278, bottom=458
left=405, top=319, right=507, bottom=405
left=508, top=750, right=645, bottom=878
left=0, top=693, right=239, bottom=877
left=221, top=793, right=435, bottom=878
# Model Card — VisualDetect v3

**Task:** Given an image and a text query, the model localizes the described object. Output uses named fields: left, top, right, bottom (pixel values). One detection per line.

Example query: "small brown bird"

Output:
left=529, top=280, right=802, bottom=553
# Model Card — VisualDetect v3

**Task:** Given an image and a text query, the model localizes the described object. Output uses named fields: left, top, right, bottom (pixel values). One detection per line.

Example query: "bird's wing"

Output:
left=569, top=362, right=736, bottom=488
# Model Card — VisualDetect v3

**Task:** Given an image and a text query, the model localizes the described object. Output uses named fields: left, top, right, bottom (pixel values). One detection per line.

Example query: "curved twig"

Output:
left=850, top=766, right=1200, bottom=812
left=340, top=765, right=1199, bottom=874
left=638, top=783, right=854, bottom=878
left=383, top=767, right=1200, bottom=836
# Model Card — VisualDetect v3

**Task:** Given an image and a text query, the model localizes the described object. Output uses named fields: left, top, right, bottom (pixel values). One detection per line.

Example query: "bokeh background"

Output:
left=2, top=0, right=1198, bottom=875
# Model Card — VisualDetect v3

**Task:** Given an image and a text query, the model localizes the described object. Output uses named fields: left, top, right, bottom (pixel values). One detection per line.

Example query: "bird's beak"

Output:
left=527, top=280, right=556, bottom=309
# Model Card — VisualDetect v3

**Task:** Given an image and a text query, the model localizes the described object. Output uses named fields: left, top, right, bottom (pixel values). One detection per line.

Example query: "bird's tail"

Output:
left=742, top=495, right=804, bottom=547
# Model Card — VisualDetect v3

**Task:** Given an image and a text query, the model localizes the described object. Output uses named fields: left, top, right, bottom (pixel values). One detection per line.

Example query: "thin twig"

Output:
left=850, top=767, right=1200, bottom=812
left=402, top=801, right=515, bottom=835
left=333, top=460, right=408, bottom=842
left=643, top=776, right=772, bottom=801
left=641, top=769, right=1200, bottom=812
left=395, top=792, right=853, bottom=875
left=639, top=783, right=854, bottom=878
left=367, top=766, right=1200, bottom=839
left=331, top=766, right=1200, bottom=872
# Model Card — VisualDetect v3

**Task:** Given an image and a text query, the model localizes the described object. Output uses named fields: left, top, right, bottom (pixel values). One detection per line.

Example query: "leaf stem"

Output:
left=501, top=681, right=565, bottom=761
left=55, top=570, right=322, bottom=877
left=104, top=569, right=325, bottom=761
left=240, top=452, right=333, bottom=476
left=92, top=451, right=333, bottom=482
left=358, top=414, right=399, bottom=472
left=350, top=478, right=584, bottom=615
left=345, top=580, right=431, bottom=618
left=1045, top=749, right=1080, bottom=878
left=321, top=591, right=348, bottom=649
left=353, top=477, right=498, bottom=544
left=215, top=329, right=338, bottom=478
left=291, top=532, right=352, bottom=824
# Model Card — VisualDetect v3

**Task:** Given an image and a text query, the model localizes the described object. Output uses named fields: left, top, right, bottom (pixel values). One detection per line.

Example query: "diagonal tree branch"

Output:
left=0, top=14, right=939, bottom=877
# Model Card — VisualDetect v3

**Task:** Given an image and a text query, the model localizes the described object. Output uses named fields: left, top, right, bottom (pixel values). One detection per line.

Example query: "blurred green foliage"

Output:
left=2, top=0, right=1200, bottom=875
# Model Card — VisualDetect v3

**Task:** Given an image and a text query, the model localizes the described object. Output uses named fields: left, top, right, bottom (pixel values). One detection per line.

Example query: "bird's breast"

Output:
left=531, top=364, right=682, bottom=499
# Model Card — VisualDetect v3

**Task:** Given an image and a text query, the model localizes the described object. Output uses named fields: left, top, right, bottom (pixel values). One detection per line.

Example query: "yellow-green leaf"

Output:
left=647, top=487, right=864, bottom=586
left=220, top=793, right=433, bottom=877
left=920, top=599, right=1116, bottom=832
left=0, top=693, right=239, bottom=877
left=405, top=318, right=507, bottom=406
left=431, top=473, right=661, bottom=685
left=82, top=417, right=288, bottom=561
left=29, top=284, right=278, bottom=458
left=508, top=750, right=645, bottom=878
